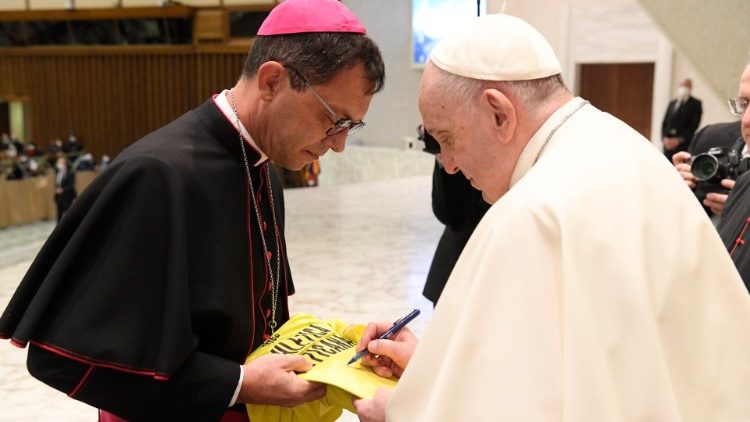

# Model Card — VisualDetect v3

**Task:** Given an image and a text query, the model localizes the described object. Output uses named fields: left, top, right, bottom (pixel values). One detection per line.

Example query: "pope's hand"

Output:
left=354, top=388, right=391, bottom=422
left=237, top=354, right=326, bottom=406
left=356, top=322, right=418, bottom=379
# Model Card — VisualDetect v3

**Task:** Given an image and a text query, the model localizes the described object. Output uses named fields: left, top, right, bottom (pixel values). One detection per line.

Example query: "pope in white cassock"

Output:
left=353, top=13, right=750, bottom=422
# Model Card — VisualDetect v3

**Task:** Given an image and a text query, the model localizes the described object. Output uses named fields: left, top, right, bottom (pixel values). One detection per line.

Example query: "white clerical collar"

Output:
left=509, top=97, right=588, bottom=187
left=213, top=89, right=267, bottom=166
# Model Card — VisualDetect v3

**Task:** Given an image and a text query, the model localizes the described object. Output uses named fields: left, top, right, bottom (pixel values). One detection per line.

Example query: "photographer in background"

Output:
left=674, top=62, right=750, bottom=288
left=419, top=125, right=490, bottom=306
left=673, top=121, right=743, bottom=218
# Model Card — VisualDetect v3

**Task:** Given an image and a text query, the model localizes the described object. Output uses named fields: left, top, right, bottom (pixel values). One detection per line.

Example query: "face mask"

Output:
left=56, top=164, right=65, bottom=171
left=677, top=86, right=689, bottom=99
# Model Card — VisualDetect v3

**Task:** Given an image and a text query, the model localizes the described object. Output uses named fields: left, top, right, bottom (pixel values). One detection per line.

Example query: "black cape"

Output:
left=718, top=168, right=750, bottom=292
left=0, top=99, right=294, bottom=421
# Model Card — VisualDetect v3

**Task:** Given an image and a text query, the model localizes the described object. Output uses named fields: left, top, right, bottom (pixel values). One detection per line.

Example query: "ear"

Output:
left=482, top=89, right=517, bottom=145
left=255, top=61, right=287, bottom=101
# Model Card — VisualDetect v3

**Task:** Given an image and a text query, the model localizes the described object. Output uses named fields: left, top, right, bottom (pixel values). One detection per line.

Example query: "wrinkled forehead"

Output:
left=418, top=64, right=447, bottom=115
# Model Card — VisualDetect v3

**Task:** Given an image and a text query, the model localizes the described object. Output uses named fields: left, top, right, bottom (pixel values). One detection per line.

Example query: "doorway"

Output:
left=0, top=96, right=31, bottom=142
left=0, top=100, right=8, bottom=136
left=578, top=63, right=655, bottom=139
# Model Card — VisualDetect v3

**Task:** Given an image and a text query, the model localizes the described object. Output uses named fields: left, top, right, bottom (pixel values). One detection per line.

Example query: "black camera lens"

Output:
left=692, top=154, right=720, bottom=182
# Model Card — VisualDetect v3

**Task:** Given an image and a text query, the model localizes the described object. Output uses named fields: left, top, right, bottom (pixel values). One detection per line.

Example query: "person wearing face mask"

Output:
left=53, top=157, right=76, bottom=222
left=661, top=78, right=703, bottom=162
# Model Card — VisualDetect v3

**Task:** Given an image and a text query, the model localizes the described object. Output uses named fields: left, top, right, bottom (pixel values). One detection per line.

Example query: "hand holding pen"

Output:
left=350, top=309, right=421, bottom=379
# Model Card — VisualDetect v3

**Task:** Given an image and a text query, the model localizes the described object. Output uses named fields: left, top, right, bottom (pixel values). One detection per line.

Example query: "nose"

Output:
left=441, top=154, right=459, bottom=175
left=325, top=131, right=347, bottom=153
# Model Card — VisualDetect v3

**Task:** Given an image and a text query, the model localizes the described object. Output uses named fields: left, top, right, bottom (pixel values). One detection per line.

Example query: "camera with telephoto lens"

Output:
left=691, top=146, right=750, bottom=193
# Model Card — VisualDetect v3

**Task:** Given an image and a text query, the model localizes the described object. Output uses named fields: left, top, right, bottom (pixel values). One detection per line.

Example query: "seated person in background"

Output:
left=98, top=154, right=111, bottom=170
left=46, top=138, right=64, bottom=167
left=25, top=157, right=43, bottom=177
left=47, top=138, right=63, bottom=155
left=673, top=120, right=742, bottom=217
left=63, top=133, right=83, bottom=157
left=3, top=134, right=18, bottom=158
left=9, top=133, right=24, bottom=158
left=419, top=125, right=490, bottom=306
left=353, top=14, right=750, bottom=422
left=74, top=153, right=97, bottom=171
left=6, top=156, right=28, bottom=180
left=0, top=133, right=10, bottom=151
left=24, top=143, right=42, bottom=158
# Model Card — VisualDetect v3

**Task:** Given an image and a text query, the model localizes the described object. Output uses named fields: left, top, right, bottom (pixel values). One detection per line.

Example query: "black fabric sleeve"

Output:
left=687, top=126, right=707, bottom=155
left=27, top=344, right=239, bottom=422
left=3, top=156, right=241, bottom=419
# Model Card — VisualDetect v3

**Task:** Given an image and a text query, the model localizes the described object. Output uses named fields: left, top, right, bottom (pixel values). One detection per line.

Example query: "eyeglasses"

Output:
left=728, top=97, right=749, bottom=116
left=285, top=66, right=366, bottom=136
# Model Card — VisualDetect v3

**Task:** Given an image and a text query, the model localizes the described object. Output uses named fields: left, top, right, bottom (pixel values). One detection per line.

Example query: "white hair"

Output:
left=432, top=64, right=568, bottom=111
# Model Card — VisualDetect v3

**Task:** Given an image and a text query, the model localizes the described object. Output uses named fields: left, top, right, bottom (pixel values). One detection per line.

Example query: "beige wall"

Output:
left=488, top=0, right=736, bottom=147
left=0, top=0, right=27, bottom=11
left=342, top=0, right=424, bottom=150
left=76, top=0, right=120, bottom=8
left=672, top=53, right=738, bottom=130
left=638, top=0, right=750, bottom=101
left=28, top=0, right=70, bottom=10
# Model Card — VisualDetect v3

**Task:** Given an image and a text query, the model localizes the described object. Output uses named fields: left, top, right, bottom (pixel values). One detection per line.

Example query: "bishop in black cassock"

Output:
left=0, top=1, right=385, bottom=419
left=1, top=99, right=293, bottom=420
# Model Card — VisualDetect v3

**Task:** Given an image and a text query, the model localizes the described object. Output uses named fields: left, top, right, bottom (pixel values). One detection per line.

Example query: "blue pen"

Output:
left=347, top=309, right=420, bottom=365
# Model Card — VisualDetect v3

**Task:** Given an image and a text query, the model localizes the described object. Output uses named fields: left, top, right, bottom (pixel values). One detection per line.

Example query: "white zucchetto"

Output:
left=430, top=13, right=562, bottom=81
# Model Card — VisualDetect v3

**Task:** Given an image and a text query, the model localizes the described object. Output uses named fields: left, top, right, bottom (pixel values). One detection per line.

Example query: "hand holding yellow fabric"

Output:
left=245, top=314, right=398, bottom=422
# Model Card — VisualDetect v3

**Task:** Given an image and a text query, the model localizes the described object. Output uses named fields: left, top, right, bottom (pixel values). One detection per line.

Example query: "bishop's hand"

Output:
left=238, top=354, right=326, bottom=406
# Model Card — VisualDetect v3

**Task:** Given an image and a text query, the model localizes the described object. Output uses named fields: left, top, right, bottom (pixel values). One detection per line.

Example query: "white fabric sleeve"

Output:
left=229, top=365, right=244, bottom=406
